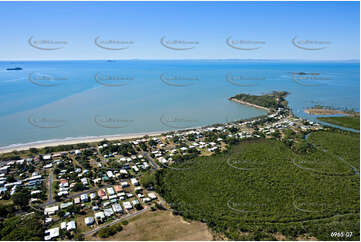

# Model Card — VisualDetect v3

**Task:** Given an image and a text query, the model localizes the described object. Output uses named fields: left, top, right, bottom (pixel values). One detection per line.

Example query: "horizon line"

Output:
left=0, top=58, right=359, bottom=62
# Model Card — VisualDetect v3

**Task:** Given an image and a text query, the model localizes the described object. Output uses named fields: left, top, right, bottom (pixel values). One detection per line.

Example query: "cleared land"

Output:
left=317, top=116, right=360, bottom=130
left=86, top=210, right=212, bottom=241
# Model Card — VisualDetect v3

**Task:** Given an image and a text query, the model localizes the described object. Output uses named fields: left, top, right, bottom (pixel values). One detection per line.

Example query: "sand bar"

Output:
left=229, top=98, right=270, bottom=112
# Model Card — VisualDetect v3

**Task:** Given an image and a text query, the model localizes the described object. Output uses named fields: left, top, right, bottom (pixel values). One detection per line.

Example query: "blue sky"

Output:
left=0, top=1, right=359, bottom=60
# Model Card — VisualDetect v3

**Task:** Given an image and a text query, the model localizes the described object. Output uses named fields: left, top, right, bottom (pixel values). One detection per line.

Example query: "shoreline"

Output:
left=304, top=108, right=355, bottom=116
left=0, top=131, right=164, bottom=154
left=229, top=98, right=270, bottom=112
left=0, top=99, right=271, bottom=155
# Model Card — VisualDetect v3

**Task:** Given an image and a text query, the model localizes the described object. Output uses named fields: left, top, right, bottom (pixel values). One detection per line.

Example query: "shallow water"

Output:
left=0, top=60, right=359, bottom=147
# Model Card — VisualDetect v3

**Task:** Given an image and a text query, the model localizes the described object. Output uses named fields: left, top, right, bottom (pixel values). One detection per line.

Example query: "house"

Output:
left=31, top=190, right=41, bottom=196
left=130, top=178, right=139, bottom=186
left=112, top=203, right=123, bottom=213
left=119, top=169, right=128, bottom=175
left=132, top=165, right=139, bottom=172
left=45, top=217, right=53, bottom=224
left=44, top=227, right=59, bottom=241
left=106, top=171, right=114, bottom=178
left=74, top=197, right=81, bottom=204
left=58, top=191, right=68, bottom=196
left=142, top=197, right=151, bottom=203
left=90, top=193, right=97, bottom=200
left=80, top=193, right=89, bottom=202
left=121, top=181, right=129, bottom=187
left=106, top=187, right=115, bottom=196
left=81, top=178, right=88, bottom=185
left=98, top=189, right=106, bottom=198
left=60, top=202, right=73, bottom=209
left=43, top=154, right=52, bottom=160
left=114, top=185, right=122, bottom=193
left=85, top=217, right=95, bottom=226
left=148, top=192, right=157, bottom=200
left=117, top=192, right=126, bottom=197
left=95, top=211, right=105, bottom=222
left=66, top=221, right=76, bottom=231
left=44, top=205, right=59, bottom=215
left=43, top=164, right=53, bottom=169
left=104, top=208, right=114, bottom=217
left=103, top=201, right=111, bottom=207
left=59, top=179, right=69, bottom=188
left=132, top=199, right=140, bottom=206
left=60, top=222, right=67, bottom=230
left=123, top=201, right=132, bottom=210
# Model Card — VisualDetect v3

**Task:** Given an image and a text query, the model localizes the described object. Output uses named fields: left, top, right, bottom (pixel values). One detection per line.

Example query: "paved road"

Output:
left=41, top=183, right=116, bottom=208
left=143, top=152, right=159, bottom=170
left=47, top=172, right=54, bottom=203
left=82, top=207, right=150, bottom=236
left=41, top=179, right=132, bottom=208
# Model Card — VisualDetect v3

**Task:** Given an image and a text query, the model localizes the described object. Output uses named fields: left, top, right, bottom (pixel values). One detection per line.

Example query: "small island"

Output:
left=305, top=105, right=360, bottom=130
left=229, top=91, right=289, bottom=111
left=305, top=105, right=358, bottom=115
left=292, top=72, right=320, bottom=76
left=6, top=67, right=22, bottom=71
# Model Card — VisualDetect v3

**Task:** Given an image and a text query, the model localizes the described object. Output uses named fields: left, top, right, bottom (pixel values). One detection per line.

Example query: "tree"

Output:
left=12, top=188, right=31, bottom=209
left=72, top=182, right=85, bottom=192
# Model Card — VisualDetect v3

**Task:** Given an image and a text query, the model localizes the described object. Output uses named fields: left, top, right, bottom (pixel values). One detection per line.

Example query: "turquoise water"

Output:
left=0, top=60, right=359, bottom=147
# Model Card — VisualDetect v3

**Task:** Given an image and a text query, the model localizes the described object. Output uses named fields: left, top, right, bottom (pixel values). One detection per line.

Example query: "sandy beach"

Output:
left=229, top=98, right=270, bottom=112
left=304, top=108, right=350, bottom=115
left=0, top=131, right=163, bottom=154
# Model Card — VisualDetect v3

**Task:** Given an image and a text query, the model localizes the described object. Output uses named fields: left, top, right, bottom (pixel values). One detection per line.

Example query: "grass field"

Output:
left=317, top=116, right=360, bottom=130
left=156, top=130, right=360, bottom=241
left=86, top=210, right=213, bottom=241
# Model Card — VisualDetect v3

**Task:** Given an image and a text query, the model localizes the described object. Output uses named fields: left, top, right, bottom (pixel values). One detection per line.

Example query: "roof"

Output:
left=98, top=189, right=106, bottom=197
left=44, top=227, right=59, bottom=240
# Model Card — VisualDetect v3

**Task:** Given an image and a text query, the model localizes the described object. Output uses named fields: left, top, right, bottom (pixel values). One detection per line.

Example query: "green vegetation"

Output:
left=0, top=213, right=43, bottom=240
left=97, top=223, right=123, bottom=238
left=12, top=188, right=31, bottom=210
left=156, top=130, right=360, bottom=241
left=230, top=91, right=289, bottom=110
left=318, top=116, right=360, bottom=130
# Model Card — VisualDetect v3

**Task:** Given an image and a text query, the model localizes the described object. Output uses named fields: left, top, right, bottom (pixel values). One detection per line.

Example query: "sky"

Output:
left=0, top=1, right=359, bottom=61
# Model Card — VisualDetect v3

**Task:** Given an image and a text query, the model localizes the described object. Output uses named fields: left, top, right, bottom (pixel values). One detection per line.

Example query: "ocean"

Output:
left=0, top=60, right=359, bottom=147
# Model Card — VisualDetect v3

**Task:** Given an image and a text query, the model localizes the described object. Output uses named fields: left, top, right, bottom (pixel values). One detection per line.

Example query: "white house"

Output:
left=104, top=208, right=114, bottom=217
left=85, top=217, right=95, bottom=226
left=44, top=206, right=59, bottom=215
left=106, top=187, right=115, bottom=196
left=148, top=192, right=157, bottom=200
left=80, top=193, right=89, bottom=202
left=130, top=178, right=139, bottom=186
left=44, top=227, right=59, bottom=241
left=123, top=201, right=132, bottom=210
left=112, top=203, right=123, bottom=213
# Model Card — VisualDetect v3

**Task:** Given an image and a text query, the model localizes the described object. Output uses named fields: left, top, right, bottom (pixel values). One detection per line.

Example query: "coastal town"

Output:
left=0, top=91, right=327, bottom=240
